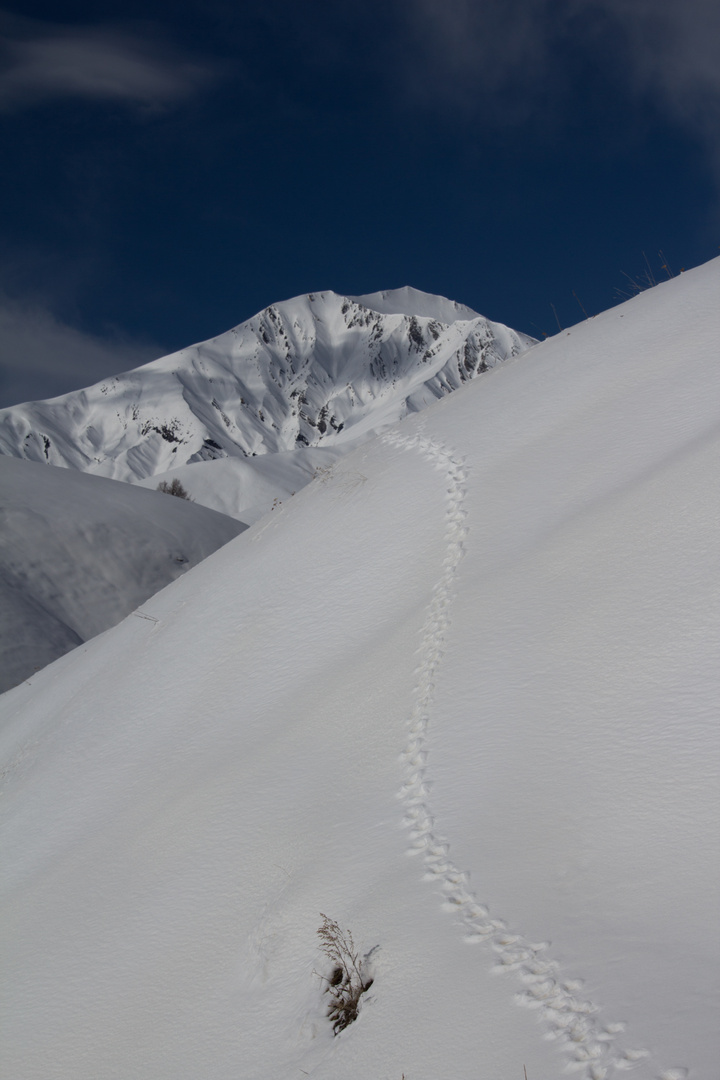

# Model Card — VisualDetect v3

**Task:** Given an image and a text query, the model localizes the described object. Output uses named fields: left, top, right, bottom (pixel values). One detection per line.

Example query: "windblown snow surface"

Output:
left=0, top=288, right=533, bottom=522
left=1, top=261, right=718, bottom=1080
left=0, top=458, right=246, bottom=691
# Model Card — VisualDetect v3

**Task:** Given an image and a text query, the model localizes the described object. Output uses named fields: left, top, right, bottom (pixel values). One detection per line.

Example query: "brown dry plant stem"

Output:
left=615, top=249, right=674, bottom=302
left=316, top=914, right=374, bottom=1034
left=572, top=289, right=590, bottom=319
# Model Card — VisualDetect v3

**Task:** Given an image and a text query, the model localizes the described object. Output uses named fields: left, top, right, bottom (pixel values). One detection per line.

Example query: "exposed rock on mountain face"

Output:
left=0, top=288, right=535, bottom=487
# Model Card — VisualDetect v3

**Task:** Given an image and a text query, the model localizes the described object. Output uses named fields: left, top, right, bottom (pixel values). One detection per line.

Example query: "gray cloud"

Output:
left=396, top=0, right=720, bottom=152
left=0, top=296, right=163, bottom=407
left=395, top=0, right=575, bottom=120
left=0, top=12, right=210, bottom=111
left=599, top=0, right=720, bottom=141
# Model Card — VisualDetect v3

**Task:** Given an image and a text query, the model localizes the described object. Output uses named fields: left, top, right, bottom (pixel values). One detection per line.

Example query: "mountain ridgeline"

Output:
left=0, top=288, right=535, bottom=484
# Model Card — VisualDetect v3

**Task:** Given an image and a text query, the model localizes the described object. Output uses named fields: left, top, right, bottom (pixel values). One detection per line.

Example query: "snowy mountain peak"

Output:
left=0, top=289, right=534, bottom=517
left=347, top=286, right=481, bottom=322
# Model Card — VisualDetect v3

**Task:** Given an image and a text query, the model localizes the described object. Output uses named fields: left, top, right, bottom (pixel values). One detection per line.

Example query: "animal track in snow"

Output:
left=381, top=428, right=660, bottom=1080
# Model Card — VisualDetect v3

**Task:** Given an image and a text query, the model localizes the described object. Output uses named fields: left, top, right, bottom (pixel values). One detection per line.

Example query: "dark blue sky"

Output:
left=1, top=0, right=718, bottom=406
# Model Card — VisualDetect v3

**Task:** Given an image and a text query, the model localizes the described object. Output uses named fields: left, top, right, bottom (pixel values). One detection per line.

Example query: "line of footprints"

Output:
left=381, top=429, right=672, bottom=1080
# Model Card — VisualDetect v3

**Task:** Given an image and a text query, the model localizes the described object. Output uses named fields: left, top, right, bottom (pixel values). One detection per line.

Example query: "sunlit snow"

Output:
left=0, top=289, right=533, bottom=521
left=1, top=262, right=718, bottom=1080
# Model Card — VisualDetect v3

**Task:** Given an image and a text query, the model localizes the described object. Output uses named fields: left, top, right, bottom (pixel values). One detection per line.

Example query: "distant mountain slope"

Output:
left=0, top=457, right=245, bottom=691
left=136, top=444, right=345, bottom=524
left=0, top=289, right=534, bottom=494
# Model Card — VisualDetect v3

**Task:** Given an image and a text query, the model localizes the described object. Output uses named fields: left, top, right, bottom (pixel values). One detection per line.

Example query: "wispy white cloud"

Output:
left=599, top=0, right=720, bottom=151
left=0, top=295, right=162, bottom=407
left=396, top=0, right=720, bottom=157
left=394, top=0, right=577, bottom=121
left=0, top=11, right=211, bottom=112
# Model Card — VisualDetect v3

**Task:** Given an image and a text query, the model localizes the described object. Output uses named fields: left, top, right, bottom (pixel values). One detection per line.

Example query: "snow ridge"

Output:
left=0, top=291, right=534, bottom=487
left=383, top=428, right=660, bottom=1080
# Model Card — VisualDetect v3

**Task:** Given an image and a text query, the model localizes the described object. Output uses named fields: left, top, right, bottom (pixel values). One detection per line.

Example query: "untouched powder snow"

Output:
left=348, top=286, right=481, bottom=323
left=0, top=457, right=245, bottom=691
left=136, top=444, right=345, bottom=524
left=1, top=261, right=718, bottom=1080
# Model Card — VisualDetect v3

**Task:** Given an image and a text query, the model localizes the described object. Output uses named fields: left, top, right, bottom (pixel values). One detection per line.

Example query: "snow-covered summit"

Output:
left=348, top=286, right=480, bottom=322
left=0, top=290, right=533, bottom=494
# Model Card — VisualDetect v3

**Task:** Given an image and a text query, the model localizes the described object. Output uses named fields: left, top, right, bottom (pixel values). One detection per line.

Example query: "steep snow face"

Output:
left=349, top=285, right=481, bottom=322
left=0, top=290, right=533, bottom=485
left=0, top=457, right=245, bottom=691
left=1, top=261, right=718, bottom=1080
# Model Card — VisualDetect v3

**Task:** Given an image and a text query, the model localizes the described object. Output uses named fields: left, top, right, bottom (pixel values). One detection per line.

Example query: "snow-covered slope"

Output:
left=136, top=444, right=345, bottom=524
left=0, top=457, right=245, bottom=691
left=1, top=262, right=718, bottom=1080
left=0, top=289, right=533, bottom=521
left=348, top=286, right=481, bottom=322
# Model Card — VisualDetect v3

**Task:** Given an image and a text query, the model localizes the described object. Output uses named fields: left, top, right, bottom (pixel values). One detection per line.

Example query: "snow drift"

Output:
left=0, top=457, right=245, bottom=691
left=1, top=262, right=718, bottom=1080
